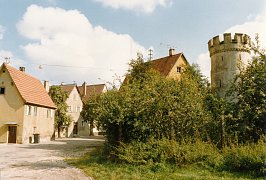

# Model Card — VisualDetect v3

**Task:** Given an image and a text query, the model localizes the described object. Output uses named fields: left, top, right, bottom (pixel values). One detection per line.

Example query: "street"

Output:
left=0, top=137, right=104, bottom=180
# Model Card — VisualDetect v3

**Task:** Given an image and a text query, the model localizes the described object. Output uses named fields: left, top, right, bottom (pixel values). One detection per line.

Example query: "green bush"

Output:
left=221, top=140, right=265, bottom=176
left=114, top=138, right=222, bottom=167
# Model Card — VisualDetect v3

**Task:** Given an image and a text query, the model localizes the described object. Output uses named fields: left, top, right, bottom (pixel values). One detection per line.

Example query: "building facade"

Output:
left=0, top=63, right=56, bottom=144
left=77, top=83, right=106, bottom=136
left=59, top=84, right=83, bottom=137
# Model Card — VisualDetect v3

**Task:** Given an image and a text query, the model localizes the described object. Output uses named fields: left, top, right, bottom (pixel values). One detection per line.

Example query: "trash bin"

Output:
left=33, top=134, right=40, bottom=143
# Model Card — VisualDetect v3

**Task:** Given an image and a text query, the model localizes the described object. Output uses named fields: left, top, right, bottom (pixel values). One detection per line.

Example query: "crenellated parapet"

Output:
left=208, top=33, right=251, bottom=57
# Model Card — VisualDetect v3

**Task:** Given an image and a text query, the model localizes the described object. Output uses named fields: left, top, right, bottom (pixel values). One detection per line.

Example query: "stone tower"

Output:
left=208, top=33, right=251, bottom=97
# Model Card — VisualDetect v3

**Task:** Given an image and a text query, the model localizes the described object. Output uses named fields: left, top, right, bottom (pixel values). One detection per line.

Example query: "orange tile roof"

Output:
left=2, top=63, right=56, bottom=109
left=77, top=84, right=105, bottom=103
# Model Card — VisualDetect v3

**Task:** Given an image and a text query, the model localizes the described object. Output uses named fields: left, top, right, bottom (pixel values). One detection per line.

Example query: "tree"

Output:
left=227, top=42, right=265, bottom=143
left=90, top=59, right=212, bottom=147
left=49, top=86, right=71, bottom=138
left=80, top=95, right=100, bottom=136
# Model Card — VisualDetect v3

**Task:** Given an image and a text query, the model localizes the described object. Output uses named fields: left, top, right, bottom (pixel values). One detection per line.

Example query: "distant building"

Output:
left=60, top=84, right=83, bottom=137
left=77, top=83, right=107, bottom=136
left=0, top=63, right=56, bottom=144
left=208, top=33, right=251, bottom=97
left=148, top=48, right=189, bottom=80
left=123, top=48, right=189, bottom=84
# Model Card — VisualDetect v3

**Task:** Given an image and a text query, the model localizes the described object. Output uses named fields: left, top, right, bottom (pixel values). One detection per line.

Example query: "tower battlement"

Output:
left=208, top=33, right=251, bottom=56
left=207, top=32, right=251, bottom=97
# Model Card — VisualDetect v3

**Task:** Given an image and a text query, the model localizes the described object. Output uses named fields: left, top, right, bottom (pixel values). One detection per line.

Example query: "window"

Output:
left=67, top=106, right=72, bottom=112
left=77, top=106, right=80, bottom=112
left=47, top=109, right=52, bottom=118
left=221, top=56, right=224, bottom=61
left=81, top=120, right=85, bottom=127
left=239, top=54, right=241, bottom=60
left=51, top=110, right=54, bottom=118
left=177, top=67, right=182, bottom=73
left=26, top=105, right=32, bottom=115
left=0, top=87, right=5, bottom=94
left=34, top=106, right=37, bottom=116
left=219, top=80, right=222, bottom=88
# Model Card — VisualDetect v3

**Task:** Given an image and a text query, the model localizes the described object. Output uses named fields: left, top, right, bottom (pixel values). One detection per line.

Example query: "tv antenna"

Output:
left=148, top=48, right=153, bottom=61
left=2, top=57, right=10, bottom=64
left=160, top=42, right=176, bottom=49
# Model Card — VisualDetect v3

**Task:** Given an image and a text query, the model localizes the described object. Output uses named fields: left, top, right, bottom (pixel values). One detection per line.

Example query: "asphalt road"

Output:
left=0, top=137, right=104, bottom=180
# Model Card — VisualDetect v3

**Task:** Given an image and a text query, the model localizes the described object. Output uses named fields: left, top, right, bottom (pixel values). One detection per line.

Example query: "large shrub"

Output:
left=114, top=138, right=222, bottom=167
left=221, top=140, right=265, bottom=176
left=93, top=61, right=212, bottom=146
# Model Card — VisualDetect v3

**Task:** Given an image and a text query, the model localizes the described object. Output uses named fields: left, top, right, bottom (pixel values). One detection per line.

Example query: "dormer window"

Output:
left=0, top=87, right=5, bottom=94
left=177, top=67, right=182, bottom=73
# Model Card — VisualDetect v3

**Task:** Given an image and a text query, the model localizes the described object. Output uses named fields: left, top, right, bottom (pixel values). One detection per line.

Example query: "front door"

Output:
left=73, top=123, right=78, bottom=135
left=8, top=126, right=17, bottom=143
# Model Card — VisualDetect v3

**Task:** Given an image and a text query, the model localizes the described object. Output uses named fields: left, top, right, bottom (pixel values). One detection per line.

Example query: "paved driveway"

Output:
left=0, top=137, right=105, bottom=180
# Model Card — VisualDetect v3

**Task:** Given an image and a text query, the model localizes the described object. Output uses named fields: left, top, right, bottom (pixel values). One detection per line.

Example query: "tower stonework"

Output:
left=208, top=33, right=251, bottom=97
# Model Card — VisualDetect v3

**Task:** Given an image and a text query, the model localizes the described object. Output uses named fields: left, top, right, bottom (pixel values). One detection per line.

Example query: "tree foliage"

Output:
left=80, top=95, right=100, bottom=136
left=49, top=86, right=71, bottom=137
left=81, top=39, right=265, bottom=150
left=227, top=43, right=266, bottom=143
left=90, top=59, right=212, bottom=146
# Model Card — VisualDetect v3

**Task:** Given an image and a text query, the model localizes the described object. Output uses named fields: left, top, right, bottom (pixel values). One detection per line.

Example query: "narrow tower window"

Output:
left=239, top=54, right=241, bottom=60
left=221, top=56, right=223, bottom=61
left=219, top=80, right=222, bottom=88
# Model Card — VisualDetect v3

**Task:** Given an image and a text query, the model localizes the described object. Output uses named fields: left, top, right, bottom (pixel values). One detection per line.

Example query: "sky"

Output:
left=0, top=0, right=265, bottom=85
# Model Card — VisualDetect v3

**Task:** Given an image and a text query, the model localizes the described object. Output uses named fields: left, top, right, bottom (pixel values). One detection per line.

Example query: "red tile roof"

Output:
left=122, top=53, right=189, bottom=85
left=60, top=85, right=75, bottom=96
left=2, top=63, right=56, bottom=109
left=148, top=53, right=185, bottom=76
left=77, top=84, right=105, bottom=103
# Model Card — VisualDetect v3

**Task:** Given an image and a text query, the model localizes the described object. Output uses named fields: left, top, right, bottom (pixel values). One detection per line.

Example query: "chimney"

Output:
left=44, top=80, right=49, bottom=92
left=19, top=67, right=25, bottom=72
left=169, top=48, right=175, bottom=56
left=82, top=82, right=87, bottom=96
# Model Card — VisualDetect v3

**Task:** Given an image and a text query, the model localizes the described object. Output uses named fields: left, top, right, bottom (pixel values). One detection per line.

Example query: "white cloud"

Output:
left=0, top=25, right=5, bottom=40
left=197, top=10, right=266, bottom=81
left=196, top=52, right=211, bottom=79
left=94, top=0, right=172, bottom=14
left=17, top=5, right=146, bottom=85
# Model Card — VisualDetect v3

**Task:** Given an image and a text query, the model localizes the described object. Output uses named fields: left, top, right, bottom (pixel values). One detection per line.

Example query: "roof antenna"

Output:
left=2, top=57, right=10, bottom=64
left=148, top=48, right=153, bottom=61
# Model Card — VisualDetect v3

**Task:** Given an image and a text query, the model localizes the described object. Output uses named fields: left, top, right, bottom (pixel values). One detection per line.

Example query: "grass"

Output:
left=66, top=147, right=263, bottom=180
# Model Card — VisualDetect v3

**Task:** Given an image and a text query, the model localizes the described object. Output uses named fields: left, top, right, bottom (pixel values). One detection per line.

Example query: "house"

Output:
left=0, top=63, right=56, bottom=144
left=124, top=48, right=189, bottom=84
left=147, top=48, right=189, bottom=79
left=77, top=83, right=107, bottom=136
left=59, top=84, right=83, bottom=137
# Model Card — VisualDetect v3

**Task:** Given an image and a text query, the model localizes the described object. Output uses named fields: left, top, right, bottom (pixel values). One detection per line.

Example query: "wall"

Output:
left=167, top=55, right=188, bottom=80
left=65, top=87, right=83, bottom=137
left=208, top=33, right=251, bottom=97
left=0, top=67, right=24, bottom=143
left=22, top=106, right=55, bottom=143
